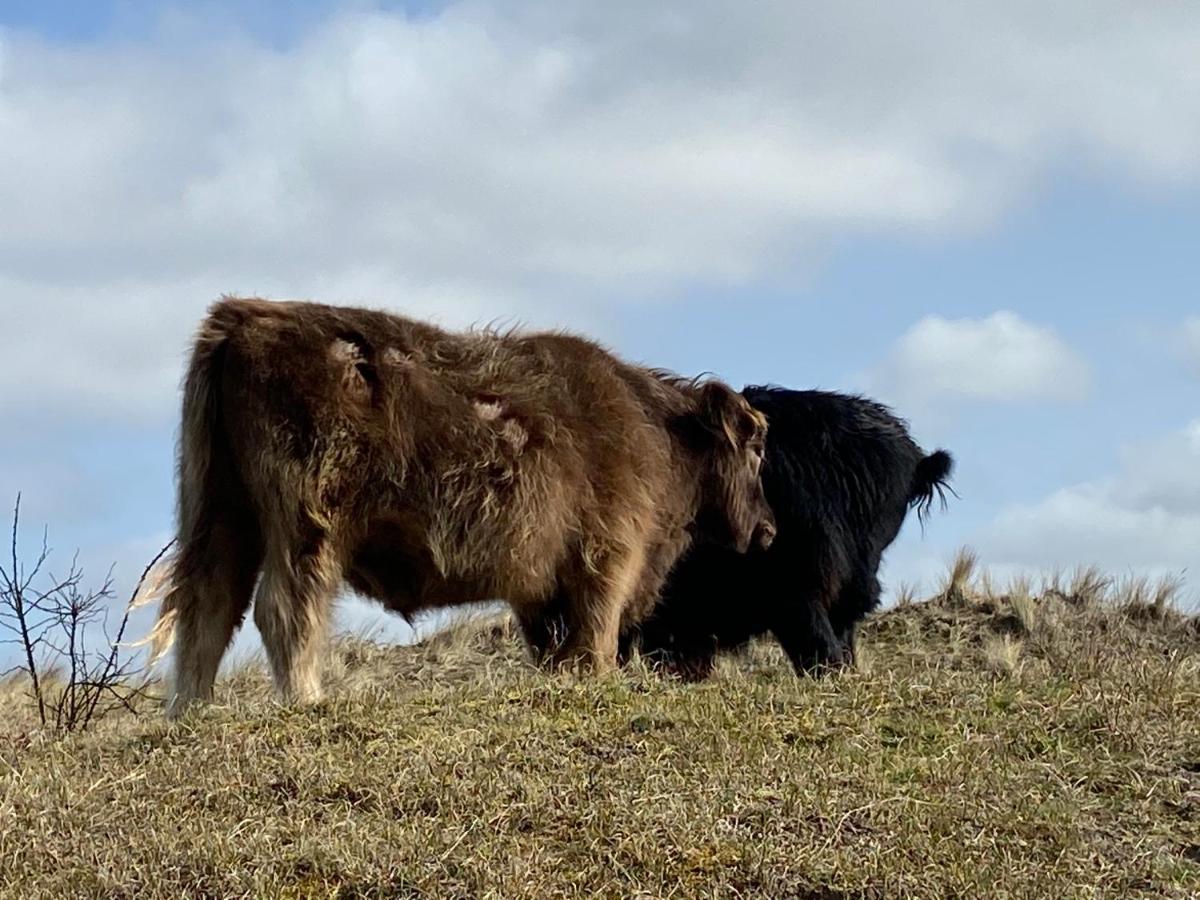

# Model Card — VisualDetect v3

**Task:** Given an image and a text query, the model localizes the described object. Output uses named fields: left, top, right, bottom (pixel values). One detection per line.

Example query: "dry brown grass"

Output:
left=1, top=558, right=1198, bottom=899
left=981, top=633, right=1024, bottom=676
left=935, top=546, right=978, bottom=608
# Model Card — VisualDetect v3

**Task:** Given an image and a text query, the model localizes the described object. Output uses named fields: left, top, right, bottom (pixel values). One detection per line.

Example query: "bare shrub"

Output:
left=0, top=494, right=171, bottom=733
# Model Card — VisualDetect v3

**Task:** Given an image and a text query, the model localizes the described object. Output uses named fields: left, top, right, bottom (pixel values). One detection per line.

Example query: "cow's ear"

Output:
left=696, top=381, right=747, bottom=448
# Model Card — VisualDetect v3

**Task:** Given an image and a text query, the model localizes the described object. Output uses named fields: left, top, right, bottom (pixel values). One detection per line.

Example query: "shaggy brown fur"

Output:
left=146, top=297, right=774, bottom=716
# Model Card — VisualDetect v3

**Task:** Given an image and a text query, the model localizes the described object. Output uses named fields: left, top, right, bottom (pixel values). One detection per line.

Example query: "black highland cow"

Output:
left=618, top=387, right=953, bottom=679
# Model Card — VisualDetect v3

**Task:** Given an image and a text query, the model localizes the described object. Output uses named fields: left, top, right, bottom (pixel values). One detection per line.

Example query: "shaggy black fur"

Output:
left=619, top=387, right=954, bottom=679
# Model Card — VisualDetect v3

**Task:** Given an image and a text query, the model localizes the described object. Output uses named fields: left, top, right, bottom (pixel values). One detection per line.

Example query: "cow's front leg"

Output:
left=253, top=523, right=342, bottom=705
left=626, top=620, right=720, bottom=682
left=771, top=599, right=848, bottom=676
left=553, top=544, right=645, bottom=674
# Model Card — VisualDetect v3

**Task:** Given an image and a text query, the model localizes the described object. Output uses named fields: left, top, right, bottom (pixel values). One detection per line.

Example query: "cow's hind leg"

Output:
left=167, top=517, right=263, bottom=718
left=253, top=527, right=342, bottom=705
left=832, top=572, right=883, bottom=667
left=658, top=644, right=718, bottom=682
left=517, top=597, right=569, bottom=667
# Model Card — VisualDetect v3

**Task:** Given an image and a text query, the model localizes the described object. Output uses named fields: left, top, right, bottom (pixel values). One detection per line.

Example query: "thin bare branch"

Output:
left=1, top=494, right=47, bottom=727
left=82, top=539, right=175, bottom=727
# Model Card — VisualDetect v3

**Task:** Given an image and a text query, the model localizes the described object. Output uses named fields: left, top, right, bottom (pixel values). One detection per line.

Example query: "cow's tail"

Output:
left=909, top=449, right=954, bottom=526
left=132, top=304, right=241, bottom=666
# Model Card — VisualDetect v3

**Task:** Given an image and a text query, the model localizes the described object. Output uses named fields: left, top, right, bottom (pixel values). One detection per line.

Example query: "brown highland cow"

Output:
left=145, top=297, right=774, bottom=716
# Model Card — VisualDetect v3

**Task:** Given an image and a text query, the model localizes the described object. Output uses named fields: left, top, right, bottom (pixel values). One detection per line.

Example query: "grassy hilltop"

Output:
left=2, top=557, right=1199, bottom=899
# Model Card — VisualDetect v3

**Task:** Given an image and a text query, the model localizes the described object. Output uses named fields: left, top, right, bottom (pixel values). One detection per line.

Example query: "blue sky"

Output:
left=2, top=1, right=1198, bottom=664
left=1, top=0, right=447, bottom=45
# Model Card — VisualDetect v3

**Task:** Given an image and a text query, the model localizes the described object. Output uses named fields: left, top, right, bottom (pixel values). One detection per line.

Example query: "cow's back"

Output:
left=743, top=387, right=925, bottom=554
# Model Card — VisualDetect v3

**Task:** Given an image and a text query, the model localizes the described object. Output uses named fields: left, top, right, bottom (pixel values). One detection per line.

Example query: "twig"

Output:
left=0, top=495, right=47, bottom=727
left=82, top=539, right=174, bottom=728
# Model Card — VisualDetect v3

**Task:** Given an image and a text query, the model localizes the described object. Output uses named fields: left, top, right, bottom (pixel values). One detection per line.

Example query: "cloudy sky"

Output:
left=2, top=0, right=1198, bottom=657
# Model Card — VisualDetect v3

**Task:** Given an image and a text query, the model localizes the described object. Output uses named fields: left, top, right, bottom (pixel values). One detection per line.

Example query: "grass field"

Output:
left=2, top=557, right=1198, bottom=898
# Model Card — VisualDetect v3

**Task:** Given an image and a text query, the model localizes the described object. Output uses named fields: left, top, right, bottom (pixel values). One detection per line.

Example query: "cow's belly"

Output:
left=344, top=520, right=505, bottom=617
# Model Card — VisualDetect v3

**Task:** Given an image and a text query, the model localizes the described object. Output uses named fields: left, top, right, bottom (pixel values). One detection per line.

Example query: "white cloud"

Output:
left=980, top=420, right=1200, bottom=590
left=866, top=312, right=1090, bottom=406
left=2, top=1, right=1199, bottom=423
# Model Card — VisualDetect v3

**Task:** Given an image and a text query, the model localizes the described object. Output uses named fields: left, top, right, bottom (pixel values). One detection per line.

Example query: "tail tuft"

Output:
left=127, top=549, right=181, bottom=666
left=910, top=449, right=955, bottom=525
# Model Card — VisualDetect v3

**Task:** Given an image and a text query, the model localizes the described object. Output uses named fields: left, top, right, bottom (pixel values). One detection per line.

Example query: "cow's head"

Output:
left=694, top=381, right=776, bottom=553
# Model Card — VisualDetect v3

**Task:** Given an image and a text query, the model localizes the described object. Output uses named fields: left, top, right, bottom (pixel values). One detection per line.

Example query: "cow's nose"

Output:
left=755, top=521, right=776, bottom=550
